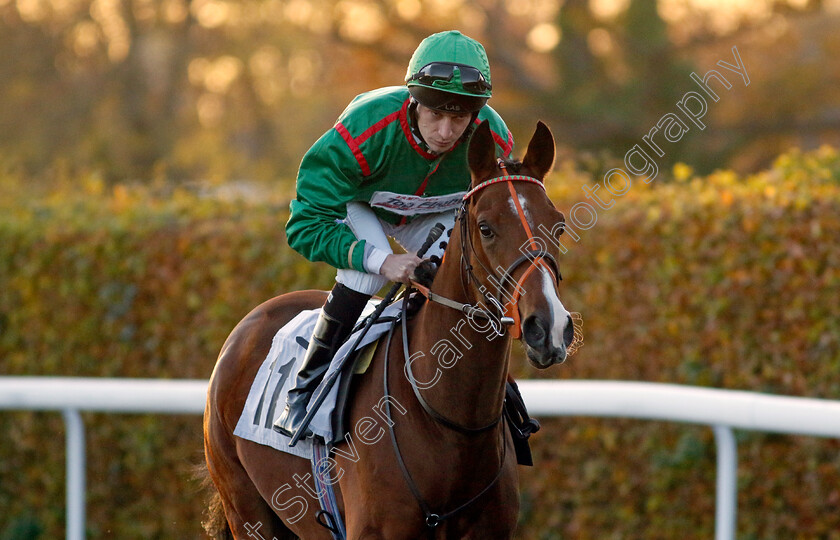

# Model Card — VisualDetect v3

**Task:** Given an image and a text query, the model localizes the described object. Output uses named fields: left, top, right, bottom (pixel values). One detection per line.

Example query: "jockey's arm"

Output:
left=286, top=132, right=368, bottom=272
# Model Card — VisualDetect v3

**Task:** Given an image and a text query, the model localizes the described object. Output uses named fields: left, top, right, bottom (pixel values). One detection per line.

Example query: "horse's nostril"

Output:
left=563, top=315, right=574, bottom=347
left=523, top=316, right=546, bottom=347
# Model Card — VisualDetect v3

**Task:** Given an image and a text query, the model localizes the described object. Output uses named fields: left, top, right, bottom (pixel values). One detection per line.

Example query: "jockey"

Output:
left=274, top=30, right=514, bottom=439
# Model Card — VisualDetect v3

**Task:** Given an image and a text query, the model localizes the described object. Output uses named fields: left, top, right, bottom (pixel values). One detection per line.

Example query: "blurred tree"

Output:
left=530, top=0, right=696, bottom=175
left=0, top=0, right=337, bottom=183
left=0, top=0, right=838, bottom=183
left=0, top=5, right=72, bottom=175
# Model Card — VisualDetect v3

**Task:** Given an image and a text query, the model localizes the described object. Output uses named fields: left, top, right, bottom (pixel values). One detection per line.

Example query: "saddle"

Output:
left=232, top=302, right=398, bottom=458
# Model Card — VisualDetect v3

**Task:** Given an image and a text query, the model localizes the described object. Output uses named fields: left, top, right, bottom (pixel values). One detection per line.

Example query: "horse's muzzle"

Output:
left=522, top=313, right=574, bottom=368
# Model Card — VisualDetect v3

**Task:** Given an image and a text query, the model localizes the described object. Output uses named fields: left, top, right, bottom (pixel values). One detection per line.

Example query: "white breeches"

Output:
left=337, top=202, right=456, bottom=295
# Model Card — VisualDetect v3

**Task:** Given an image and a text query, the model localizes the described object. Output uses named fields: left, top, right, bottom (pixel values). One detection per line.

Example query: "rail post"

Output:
left=62, top=408, right=86, bottom=540
left=713, top=425, right=737, bottom=540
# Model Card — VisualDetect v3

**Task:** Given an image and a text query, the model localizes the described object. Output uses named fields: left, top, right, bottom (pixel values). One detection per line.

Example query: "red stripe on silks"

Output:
left=398, top=160, right=443, bottom=226
left=413, top=176, right=429, bottom=200
left=473, top=118, right=513, bottom=157
left=357, top=110, right=401, bottom=145
left=335, top=122, right=371, bottom=176
left=474, top=118, right=513, bottom=158
left=414, top=159, right=442, bottom=197
left=493, top=129, right=514, bottom=158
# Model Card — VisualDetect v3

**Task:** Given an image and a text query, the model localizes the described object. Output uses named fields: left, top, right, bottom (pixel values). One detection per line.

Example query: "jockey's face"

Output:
left=415, top=104, right=473, bottom=153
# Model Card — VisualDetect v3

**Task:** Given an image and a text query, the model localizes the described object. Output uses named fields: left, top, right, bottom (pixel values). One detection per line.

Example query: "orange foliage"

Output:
left=2, top=146, right=840, bottom=537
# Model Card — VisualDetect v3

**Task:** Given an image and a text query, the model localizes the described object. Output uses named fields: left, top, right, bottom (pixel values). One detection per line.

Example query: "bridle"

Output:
left=403, top=168, right=562, bottom=432
left=414, top=165, right=562, bottom=339
left=385, top=166, right=562, bottom=533
left=460, top=167, right=561, bottom=339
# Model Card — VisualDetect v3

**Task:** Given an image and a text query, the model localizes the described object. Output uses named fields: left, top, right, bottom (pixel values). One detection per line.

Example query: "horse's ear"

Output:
left=521, top=121, right=555, bottom=181
left=468, top=120, right=497, bottom=184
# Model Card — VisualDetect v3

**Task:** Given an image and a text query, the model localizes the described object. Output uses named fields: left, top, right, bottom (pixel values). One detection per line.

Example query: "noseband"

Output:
left=459, top=169, right=561, bottom=339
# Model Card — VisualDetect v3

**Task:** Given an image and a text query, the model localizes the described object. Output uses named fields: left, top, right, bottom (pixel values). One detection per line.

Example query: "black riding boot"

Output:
left=273, top=283, right=371, bottom=438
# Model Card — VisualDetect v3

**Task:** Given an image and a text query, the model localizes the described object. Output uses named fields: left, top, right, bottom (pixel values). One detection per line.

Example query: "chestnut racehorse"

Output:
left=203, top=120, right=575, bottom=539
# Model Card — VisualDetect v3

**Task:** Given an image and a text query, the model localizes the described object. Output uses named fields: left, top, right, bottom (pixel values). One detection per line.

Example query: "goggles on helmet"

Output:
left=406, top=62, right=492, bottom=95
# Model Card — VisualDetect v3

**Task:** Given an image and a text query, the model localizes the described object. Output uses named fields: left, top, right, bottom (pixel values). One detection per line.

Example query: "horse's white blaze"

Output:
left=542, top=269, right=570, bottom=350
left=508, top=194, right=533, bottom=226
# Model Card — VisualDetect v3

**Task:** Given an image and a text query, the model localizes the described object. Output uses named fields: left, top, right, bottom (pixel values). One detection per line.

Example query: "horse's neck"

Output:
left=406, top=238, right=510, bottom=427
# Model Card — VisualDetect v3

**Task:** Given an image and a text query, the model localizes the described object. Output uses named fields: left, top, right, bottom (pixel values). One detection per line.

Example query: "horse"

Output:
left=203, top=119, right=575, bottom=539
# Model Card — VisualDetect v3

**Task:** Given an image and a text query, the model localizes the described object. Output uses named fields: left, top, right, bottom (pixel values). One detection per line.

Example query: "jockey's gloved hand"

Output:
left=380, top=252, right=423, bottom=283
left=411, top=259, right=438, bottom=288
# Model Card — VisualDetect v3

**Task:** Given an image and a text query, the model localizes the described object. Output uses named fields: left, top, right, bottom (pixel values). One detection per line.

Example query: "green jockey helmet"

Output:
left=405, top=30, right=492, bottom=114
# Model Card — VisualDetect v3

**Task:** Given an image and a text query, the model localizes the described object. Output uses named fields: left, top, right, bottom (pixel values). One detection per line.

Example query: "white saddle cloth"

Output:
left=233, top=299, right=402, bottom=459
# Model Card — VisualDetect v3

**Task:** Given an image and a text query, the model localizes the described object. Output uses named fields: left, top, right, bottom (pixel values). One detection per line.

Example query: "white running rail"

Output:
left=2, top=377, right=840, bottom=540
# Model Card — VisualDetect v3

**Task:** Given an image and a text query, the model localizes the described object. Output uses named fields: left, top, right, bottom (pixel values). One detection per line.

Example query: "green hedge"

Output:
left=1, top=147, right=839, bottom=538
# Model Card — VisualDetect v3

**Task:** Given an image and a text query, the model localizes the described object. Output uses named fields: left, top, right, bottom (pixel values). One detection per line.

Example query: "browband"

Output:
left=462, top=174, right=545, bottom=201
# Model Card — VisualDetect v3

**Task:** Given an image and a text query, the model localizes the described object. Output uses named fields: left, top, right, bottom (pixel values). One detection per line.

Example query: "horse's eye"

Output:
left=478, top=222, right=494, bottom=238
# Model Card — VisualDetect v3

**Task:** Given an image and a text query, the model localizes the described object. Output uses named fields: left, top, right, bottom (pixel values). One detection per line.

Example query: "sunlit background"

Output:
left=3, top=1, right=840, bottom=539
left=2, top=0, right=839, bottom=185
